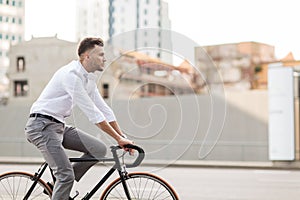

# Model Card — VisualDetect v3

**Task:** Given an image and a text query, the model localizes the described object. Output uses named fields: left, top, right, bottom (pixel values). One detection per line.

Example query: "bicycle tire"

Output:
left=0, top=171, right=52, bottom=199
left=100, top=172, right=179, bottom=200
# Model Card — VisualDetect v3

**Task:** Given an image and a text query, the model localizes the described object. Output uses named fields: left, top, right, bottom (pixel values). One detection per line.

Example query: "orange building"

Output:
left=256, top=52, right=300, bottom=89
left=195, top=41, right=277, bottom=90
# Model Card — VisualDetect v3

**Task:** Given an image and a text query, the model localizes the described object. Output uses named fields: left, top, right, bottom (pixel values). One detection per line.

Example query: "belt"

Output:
left=29, top=113, right=62, bottom=124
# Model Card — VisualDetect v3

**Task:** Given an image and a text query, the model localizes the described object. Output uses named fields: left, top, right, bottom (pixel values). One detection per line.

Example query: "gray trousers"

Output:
left=25, top=116, right=107, bottom=200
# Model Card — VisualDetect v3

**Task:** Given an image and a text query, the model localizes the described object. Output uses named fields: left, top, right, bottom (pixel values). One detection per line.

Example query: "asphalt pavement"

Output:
left=0, top=163, right=300, bottom=199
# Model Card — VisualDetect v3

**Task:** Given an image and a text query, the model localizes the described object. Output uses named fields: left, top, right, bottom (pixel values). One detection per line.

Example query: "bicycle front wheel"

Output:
left=101, top=172, right=179, bottom=200
left=0, top=171, right=52, bottom=199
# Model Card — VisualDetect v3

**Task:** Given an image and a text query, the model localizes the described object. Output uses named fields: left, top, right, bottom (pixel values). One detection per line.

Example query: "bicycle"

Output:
left=0, top=144, right=179, bottom=199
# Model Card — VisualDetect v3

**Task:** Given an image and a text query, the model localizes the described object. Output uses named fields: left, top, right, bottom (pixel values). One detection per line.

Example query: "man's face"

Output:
left=86, top=45, right=106, bottom=72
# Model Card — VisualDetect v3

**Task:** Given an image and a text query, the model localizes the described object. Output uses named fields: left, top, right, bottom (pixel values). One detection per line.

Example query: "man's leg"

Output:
left=62, top=126, right=107, bottom=181
left=25, top=117, right=74, bottom=200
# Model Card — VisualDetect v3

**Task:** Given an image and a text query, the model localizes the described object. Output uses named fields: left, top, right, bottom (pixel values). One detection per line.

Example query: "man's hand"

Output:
left=96, top=121, right=135, bottom=155
left=117, top=137, right=134, bottom=155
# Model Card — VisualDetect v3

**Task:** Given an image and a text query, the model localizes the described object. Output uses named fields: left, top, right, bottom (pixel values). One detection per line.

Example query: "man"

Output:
left=25, top=37, right=133, bottom=200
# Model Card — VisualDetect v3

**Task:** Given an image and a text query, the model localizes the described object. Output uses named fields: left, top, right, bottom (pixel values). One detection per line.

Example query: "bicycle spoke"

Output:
left=24, top=176, right=30, bottom=195
left=140, top=177, right=149, bottom=199
left=101, top=173, right=178, bottom=200
left=6, top=177, right=14, bottom=199
left=153, top=183, right=162, bottom=199
left=16, top=176, right=22, bottom=197
left=0, top=172, right=51, bottom=200
left=0, top=180, right=11, bottom=198
left=113, top=187, right=124, bottom=199
left=126, top=178, right=137, bottom=199
left=148, top=179, right=156, bottom=199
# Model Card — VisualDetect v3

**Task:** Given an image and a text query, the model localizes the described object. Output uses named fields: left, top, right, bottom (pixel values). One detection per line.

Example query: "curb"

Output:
left=144, top=160, right=300, bottom=170
left=1, top=157, right=300, bottom=170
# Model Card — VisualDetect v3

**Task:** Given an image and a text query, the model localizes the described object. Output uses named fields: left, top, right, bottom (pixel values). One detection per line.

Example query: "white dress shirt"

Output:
left=30, top=60, right=116, bottom=124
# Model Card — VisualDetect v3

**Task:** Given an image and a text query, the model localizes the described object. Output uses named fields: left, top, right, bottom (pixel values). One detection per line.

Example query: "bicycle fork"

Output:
left=112, top=147, right=132, bottom=200
left=118, top=168, right=132, bottom=200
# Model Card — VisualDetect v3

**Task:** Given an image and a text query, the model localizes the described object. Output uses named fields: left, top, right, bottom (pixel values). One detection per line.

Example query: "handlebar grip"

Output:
left=122, top=144, right=145, bottom=168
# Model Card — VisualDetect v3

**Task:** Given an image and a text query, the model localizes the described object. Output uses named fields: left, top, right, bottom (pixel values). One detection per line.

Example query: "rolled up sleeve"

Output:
left=93, top=87, right=116, bottom=122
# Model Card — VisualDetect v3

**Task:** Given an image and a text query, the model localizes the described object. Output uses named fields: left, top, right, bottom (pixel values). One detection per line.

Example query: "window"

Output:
left=14, top=80, right=28, bottom=97
left=0, top=16, right=2, bottom=22
left=102, top=83, right=109, bottom=99
left=0, top=33, right=2, bottom=39
left=146, top=67, right=151, bottom=74
left=149, top=84, right=155, bottom=93
left=17, top=56, right=25, bottom=72
left=6, top=0, right=9, bottom=5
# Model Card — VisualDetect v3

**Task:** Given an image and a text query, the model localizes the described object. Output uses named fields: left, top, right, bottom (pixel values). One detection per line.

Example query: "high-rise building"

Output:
left=108, top=0, right=172, bottom=63
left=0, top=0, right=25, bottom=72
left=0, top=0, right=25, bottom=104
left=75, top=0, right=108, bottom=41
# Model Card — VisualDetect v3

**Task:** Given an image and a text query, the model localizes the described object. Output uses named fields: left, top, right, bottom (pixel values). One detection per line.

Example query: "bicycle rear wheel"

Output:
left=0, top=171, right=52, bottom=199
left=100, top=172, right=179, bottom=200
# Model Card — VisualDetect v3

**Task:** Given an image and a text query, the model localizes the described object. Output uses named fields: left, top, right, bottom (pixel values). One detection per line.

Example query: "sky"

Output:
left=25, top=0, right=300, bottom=59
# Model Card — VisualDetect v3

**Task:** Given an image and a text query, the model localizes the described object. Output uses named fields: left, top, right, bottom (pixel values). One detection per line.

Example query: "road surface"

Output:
left=0, top=163, right=300, bottom=199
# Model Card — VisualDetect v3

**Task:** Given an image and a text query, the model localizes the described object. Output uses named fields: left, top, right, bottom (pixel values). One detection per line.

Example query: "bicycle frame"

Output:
left=24, top=144, right=145, bottom=200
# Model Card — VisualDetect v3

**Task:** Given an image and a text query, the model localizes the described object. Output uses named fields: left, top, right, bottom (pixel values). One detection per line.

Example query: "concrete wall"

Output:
left=0, top=90, right=268, bottom=162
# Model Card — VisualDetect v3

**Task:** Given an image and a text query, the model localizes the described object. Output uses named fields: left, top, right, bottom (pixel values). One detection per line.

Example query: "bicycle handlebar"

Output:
left=112, top=144, right=145, bottom=168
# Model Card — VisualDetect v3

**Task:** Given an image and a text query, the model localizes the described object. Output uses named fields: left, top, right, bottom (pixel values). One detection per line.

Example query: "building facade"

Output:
left=75, top=0, right=108, bottom=41
left=8, top=36, right=77, bottom=103
left=100, top=50, right=201, bottom=100
left=108, top=0, right=172, bottom=63
left=0, top=0, right=24, bottom=72
left=256, top=52, right=300, bottom=89
left=0, top=0, right=25, bottom=103
left=195, top=41, right=277, bottom=90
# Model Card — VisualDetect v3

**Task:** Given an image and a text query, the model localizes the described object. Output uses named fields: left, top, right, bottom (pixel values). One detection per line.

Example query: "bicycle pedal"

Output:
left=69, top=190, right=79, bottom=200
left=43, top=182, right=53, bottom=196
left=46, top=182, right=54, bottom=190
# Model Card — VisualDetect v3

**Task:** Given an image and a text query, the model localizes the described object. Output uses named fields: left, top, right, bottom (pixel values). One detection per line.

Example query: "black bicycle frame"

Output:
left=23, top=144, right=144, bottom=200
left=23, top=162, right=49, bottom=200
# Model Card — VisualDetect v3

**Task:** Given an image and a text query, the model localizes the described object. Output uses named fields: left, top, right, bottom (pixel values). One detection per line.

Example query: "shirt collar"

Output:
left=77, top=60, right=97, bottom=80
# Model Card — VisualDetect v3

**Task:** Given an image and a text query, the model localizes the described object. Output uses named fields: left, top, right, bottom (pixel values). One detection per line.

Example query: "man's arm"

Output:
left=96, top=120, right=132, bottom=147
left=109, top=121, right=127, bottom=138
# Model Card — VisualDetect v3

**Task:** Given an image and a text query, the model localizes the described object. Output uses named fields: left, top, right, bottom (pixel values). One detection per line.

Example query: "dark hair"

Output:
left=77, top=37, right=104, bottom=56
